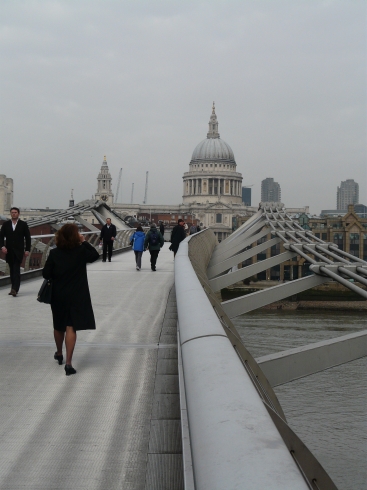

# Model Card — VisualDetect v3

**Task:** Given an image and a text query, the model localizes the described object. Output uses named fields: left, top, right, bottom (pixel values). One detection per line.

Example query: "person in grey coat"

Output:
left=144, top=223, right=164, bottom=271
left=43, top=223, right=99, bottom=375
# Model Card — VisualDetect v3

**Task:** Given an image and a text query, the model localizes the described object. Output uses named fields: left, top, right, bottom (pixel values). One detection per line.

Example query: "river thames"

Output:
left=233, top=310, right=367, bottom=490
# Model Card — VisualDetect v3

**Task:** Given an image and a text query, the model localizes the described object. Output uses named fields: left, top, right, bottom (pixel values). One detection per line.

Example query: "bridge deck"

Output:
left=0, top=247, right=182, bottom=489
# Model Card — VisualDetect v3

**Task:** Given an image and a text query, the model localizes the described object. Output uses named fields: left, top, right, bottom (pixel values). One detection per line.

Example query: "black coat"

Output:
left=43, top=242, right=99, bottom=331
left=0, top=219, right=31, bottom=263
left=170, top=224, right=186, bottom=253
left=100, top=224, right=117, bottom=242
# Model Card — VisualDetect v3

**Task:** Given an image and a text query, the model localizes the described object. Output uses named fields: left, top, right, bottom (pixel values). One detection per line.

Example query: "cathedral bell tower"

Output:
left=95, top=156, right=114, bottom=205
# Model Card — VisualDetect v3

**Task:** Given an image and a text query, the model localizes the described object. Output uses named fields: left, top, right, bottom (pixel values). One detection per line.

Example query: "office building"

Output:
left=242, top=187, right=251, bottom=206
left=261, top=178, right=281, bottom=203
left=337, top=179, right=359, bottom=211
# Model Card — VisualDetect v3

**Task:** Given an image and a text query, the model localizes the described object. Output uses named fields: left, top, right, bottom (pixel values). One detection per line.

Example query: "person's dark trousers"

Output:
left=134, top=251, right=142, bottom=269
left=103, top=241, right=113, bottom=261
left=149, top=250, right=159, bottom=270
left=9, top=258, right=21, bottom=292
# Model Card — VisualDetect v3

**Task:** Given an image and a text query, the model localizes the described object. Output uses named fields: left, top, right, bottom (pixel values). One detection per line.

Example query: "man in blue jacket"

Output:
left=99, top=218, right=117, bottom=262
left=130, top=225, right=145, bottom=270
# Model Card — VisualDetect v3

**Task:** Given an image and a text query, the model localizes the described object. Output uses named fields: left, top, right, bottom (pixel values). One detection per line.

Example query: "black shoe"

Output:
left=54, top=352, right=63, bottom=365
left=108, top=259, right=111, bottom=262
left=102, top=259, right=106, bottom=262
left=9, top=289, right=17, bottom=296
left=65, top=365, right=77, bottom=376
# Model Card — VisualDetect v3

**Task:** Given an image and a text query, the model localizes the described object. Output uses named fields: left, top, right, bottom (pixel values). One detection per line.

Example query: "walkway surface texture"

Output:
left=0, top=247, right=183, bottom=489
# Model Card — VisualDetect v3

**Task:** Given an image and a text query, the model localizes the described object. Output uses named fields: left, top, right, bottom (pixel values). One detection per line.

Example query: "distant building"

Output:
left=182, top=103, right=243, bottom=206
left=95, top=156, right=114, bottom=206
left=321, top=204, right=367, bottom=219
left=242, top=187, right=251, bottom=206
left=112, top=105, right=253, bottom=241
left=261, top=178, right=281, bottom=203
left=97, top=106, right=308, bottom=241
left=0, top=174, right=13, bottom=215
left=337, top=179, right=359, bottom=211
left=354, top=204, right=367, bottom=219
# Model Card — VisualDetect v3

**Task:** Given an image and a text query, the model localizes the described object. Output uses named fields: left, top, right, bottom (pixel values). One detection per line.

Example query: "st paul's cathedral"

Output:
left=97, top=104, right=251, bottom=240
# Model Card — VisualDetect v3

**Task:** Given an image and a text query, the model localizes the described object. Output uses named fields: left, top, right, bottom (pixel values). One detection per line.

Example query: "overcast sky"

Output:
left=1, top=0, right=366, bottom=214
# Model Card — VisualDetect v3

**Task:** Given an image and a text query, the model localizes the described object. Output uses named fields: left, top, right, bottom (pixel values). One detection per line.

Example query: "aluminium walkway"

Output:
left=0, top=247, right=183, bottom=489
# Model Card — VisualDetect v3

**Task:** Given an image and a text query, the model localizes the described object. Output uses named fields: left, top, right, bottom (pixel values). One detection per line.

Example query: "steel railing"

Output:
left=0, top=229, right=134, bottom=277
left=175, top=227, right=338, bottom=489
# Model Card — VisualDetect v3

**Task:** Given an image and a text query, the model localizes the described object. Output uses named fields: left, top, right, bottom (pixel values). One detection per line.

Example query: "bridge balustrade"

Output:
left=0, top=230, right=134, bottom=279
left=175, top=227, right=338, bottom=490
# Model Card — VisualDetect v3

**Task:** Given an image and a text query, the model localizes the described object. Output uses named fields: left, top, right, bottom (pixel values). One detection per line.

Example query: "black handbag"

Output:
left=37, top=279, right=52, bottom=304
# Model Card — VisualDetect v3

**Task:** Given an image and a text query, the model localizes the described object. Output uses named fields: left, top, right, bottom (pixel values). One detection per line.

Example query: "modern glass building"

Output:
left=336, top=179, right=359, bottom=211
left=261, top=178, right=281, bottom=202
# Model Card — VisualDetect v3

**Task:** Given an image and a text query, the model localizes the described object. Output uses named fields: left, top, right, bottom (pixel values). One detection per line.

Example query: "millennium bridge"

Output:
left=0, top=201, right=366, bottom=489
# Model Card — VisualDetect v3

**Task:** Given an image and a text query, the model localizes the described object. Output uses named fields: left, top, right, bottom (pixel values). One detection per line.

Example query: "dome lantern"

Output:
left=207, top=101, right=220, bottom=139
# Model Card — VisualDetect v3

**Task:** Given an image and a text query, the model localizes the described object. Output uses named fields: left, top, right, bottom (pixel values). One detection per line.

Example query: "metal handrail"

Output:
left=176, top=229, right=338, bottom=489
left=0, top=229, right=134, bottom=277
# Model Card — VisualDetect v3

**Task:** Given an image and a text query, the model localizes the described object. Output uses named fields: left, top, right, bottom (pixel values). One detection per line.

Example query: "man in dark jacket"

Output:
left=99, top=218, right=117, bottom=262
left=159, top=222, right=165, bottom=237
left=144, top=223, right=164, bottom=271
left=170, top=219, right=186, bottom=257
left=0, top=207, right=31, bottom=296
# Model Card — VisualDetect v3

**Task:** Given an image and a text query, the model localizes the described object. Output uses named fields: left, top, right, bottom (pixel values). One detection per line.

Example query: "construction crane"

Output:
left=131, top=183, right=134, bottom=204
left=143, top=171, right=149, bottom=204
left=115, top=168, right=122, bottom=203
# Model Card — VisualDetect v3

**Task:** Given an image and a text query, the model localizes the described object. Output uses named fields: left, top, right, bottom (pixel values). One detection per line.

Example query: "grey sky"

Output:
left=1, top=0, right=366, bottom=214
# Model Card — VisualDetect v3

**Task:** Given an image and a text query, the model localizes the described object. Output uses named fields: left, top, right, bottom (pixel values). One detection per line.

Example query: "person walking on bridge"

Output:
left=169, top=219, right=186, bottom=257
left=144, top=223, right=164, bottom=271
left=99, top=218, right=116, bottom=262
left=130, top=225, right=145, bottom=270
left=43, top=224, right=99, bottom=376
left=159, top=221, right=165, bottom=237
left=0, top=207, right=31, bottom=297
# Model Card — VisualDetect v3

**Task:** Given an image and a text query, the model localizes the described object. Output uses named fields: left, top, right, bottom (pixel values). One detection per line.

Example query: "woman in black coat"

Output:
left=43, top=224, right=99, bottom=375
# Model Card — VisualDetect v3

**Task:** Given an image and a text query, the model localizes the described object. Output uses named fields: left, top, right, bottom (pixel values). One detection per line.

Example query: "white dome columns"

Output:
left=183, top=174, right=243, bottom=203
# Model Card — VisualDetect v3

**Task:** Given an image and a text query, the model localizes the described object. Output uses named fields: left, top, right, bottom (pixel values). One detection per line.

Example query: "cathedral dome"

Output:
left=190, top=103, right=236, bottom=164
left=183, top=104, right=243, bottom=207
left=191, top=138, right=235, bottom=162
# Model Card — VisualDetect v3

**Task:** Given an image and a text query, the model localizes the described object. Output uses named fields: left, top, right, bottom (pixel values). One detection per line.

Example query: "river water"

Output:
left=232, top=310, right=367, bottom=490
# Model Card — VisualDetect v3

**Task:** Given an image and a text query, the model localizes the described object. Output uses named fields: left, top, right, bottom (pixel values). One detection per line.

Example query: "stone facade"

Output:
left=0, top=175, right=13, bottom=216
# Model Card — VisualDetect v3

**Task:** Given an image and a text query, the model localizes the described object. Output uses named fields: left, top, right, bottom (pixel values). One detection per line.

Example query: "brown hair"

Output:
left=55, top=224, right=81, bottom=249
left=136, top=226, right=143, bottom=232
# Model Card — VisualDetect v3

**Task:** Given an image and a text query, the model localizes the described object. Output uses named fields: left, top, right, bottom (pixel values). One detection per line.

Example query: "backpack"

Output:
left=190, top=225, right=197, bottom=235
left=149, top=230, right=159, bottom=246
